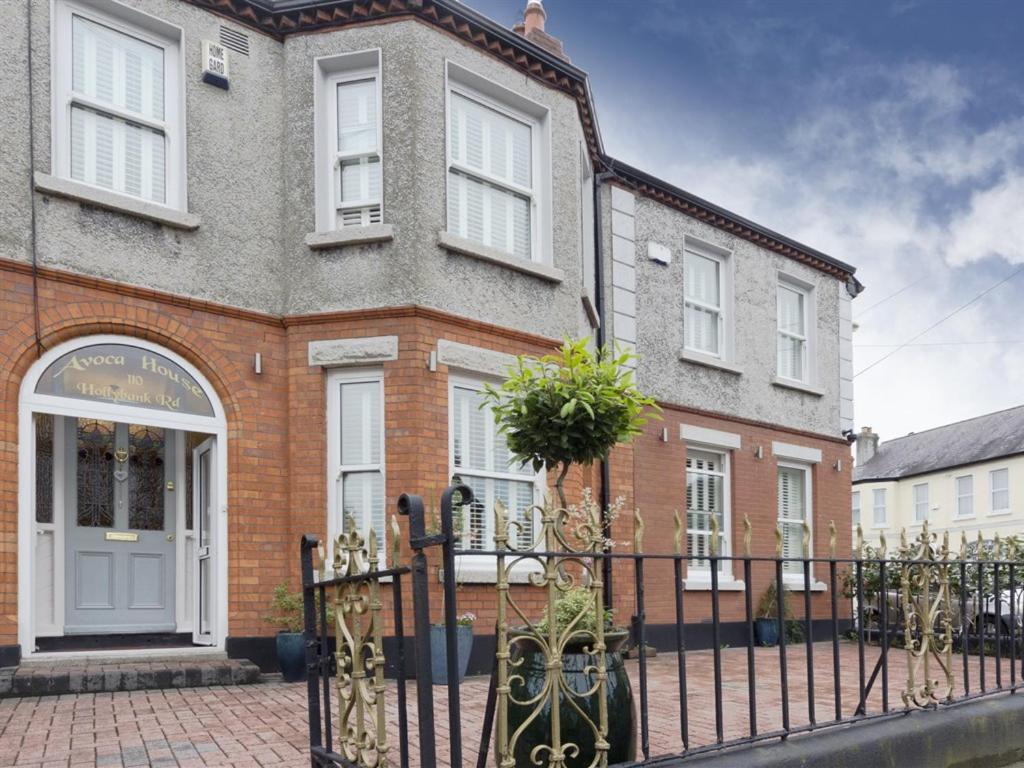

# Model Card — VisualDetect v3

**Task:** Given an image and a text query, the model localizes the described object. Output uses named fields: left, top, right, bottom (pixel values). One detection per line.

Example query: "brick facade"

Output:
left=1, top=257, right=851, bottom=657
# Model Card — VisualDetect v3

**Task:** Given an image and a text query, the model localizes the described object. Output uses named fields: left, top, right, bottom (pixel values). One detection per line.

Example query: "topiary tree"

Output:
left=482, top=338, right=658, bottom=509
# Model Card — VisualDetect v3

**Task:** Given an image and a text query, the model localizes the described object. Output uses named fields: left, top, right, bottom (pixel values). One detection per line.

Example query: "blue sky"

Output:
left=472, top=0, right=1024, bottom=442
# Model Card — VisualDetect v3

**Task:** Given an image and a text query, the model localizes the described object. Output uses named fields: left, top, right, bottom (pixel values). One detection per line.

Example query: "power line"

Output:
left=854, top=264, right=1024, bottom=378
left=853, top=277, right=926, bottom=320
left=856, top=340, right=1024, bottom=348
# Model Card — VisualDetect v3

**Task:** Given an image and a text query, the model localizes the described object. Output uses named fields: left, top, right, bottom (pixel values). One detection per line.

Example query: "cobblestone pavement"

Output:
left=0, top=641, right=1011, bottom=766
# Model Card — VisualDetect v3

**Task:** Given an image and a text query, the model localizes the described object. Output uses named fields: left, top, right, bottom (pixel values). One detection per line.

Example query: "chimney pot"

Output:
left=855, top=426, right=879, bottom=466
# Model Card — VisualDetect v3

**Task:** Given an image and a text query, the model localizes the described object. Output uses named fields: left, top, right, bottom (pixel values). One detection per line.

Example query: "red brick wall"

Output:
left=0, top=258, right=852, bottom=648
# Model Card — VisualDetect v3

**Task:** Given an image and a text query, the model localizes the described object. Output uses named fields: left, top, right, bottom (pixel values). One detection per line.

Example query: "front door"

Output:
left=64, top=418, right=176, bottom=634
left=192, top=437, right=215, bottom=645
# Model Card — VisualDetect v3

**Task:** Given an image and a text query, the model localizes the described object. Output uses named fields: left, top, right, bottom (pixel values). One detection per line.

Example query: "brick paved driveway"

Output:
left=0, top=641, right=1010, bottom=767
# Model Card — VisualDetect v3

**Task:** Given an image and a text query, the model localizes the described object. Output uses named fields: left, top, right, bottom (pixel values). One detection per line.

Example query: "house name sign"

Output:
left=35, top=344, right=215, bottom=417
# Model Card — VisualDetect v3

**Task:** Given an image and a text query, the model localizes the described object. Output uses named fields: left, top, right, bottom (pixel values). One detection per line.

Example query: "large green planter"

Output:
left=499, top=629, right=636, bottom=767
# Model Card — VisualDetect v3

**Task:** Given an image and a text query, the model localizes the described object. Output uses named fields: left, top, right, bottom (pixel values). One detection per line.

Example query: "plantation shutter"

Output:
left=339, top=380, right=384, bottom=543
left=70, top=15, right=166, bottom=203
left=686, top=450, right=725, bottom=572
left=336, top=78, right=381, bottom=227
left=777, top=466, right=806, bottom=573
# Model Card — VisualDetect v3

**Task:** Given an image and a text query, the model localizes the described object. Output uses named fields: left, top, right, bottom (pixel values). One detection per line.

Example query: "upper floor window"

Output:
left=990, top=468, right=1010, bottom=514
left=685, top=448, right=730, bottom=578
left=315, top=50, right=382, bottom=231
left=684, top=242, right=732, bottom=359
left=446, top=63, right=550, bottom=264
left=777, top=276, right=815, bottom=384
left=912, top=483, right=929, bottom=523
left=872, top=488, right=886, bottom=527
left=956, top=475, right=974, bottom=518
left=450, top=378, right=539, bottom=551
left=778, top=462, right=811, bottom=576
left=326, top=370, right=385, bottom=558
left=852, top=490, right=860, bottom=527
left=52, top=1, right=184, bottom=208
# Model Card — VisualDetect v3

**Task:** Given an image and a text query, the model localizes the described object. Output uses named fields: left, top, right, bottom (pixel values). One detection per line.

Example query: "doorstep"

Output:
left=0, top=655, right=261, bottom=698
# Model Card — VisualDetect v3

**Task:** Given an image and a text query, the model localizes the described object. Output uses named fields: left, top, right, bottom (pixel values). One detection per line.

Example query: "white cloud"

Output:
left=946, top=173, right=1024, bottom=265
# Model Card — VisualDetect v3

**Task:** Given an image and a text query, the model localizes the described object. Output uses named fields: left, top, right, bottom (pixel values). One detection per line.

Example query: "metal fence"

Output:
left=302, top=485, right=1024, bottom=767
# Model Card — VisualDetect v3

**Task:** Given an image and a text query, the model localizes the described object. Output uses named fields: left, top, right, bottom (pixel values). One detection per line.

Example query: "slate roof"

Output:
left=853, top=405, right=1024, bottom=482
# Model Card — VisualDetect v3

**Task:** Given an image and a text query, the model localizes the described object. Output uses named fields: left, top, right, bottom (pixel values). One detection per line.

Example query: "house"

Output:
left=0, top=0, right=860, bottom=669
left=853, top=411, right=1024, bottom=549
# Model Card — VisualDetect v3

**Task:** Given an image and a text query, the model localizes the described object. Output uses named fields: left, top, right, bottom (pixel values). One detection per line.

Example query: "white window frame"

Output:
left=684, top=446, right=733, bottom=582
left=872, top=488, right=887, bottom=528
left=956, top=475, right=974, bottom=519
left=912, top=483, right=929, bottom=524
left=852, top=490, right=861, bottom=527
left=776, top=273, right=816, bottom=385
left=51, top=0, right=186, bottom=210
left=683, top=238, right=734, bottom=361
left=326, top=368, right=386, bottom=560
left=778, top=460, right=813, bottom=582
left=990, top=468, right=1010, bottom=515
left=314, top=49, right=383, bottom=233
left=444, top=61, right=552, bottom=265
left=448, top=375, right=544, bottom=571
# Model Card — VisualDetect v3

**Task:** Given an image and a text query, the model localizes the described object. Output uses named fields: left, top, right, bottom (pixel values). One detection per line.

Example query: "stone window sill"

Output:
left=34, top=172, right=200, bottom=231
left=679, top=349, right=743, bottom=375
left=305, top=224, right=394, bottom=250
left=437, top=230, right=564, bottom=283
left=783, top=579, right=828, bottom=593
left=443, top=556, right=543, bottom=585
left=772, top=377, right=825, bottom=397
left=989, top=510, right=1013, bottom=518
left=682, top=578, right=745, bottom=592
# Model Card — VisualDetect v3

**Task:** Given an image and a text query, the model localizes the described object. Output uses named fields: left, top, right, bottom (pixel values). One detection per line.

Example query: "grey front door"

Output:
left=65, top=418, right=176, bottom=634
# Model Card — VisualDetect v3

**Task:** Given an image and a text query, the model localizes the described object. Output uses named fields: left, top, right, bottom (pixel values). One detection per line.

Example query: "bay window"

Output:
left=450, top=379, right=539, bottom=551
left=52, top=1, right=184, bottom=208
left=327, top=370, right=385, bottom=557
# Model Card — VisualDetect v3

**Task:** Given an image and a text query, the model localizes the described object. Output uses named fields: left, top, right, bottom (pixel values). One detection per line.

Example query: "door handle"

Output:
left=167, top=534, right=175, bottom=542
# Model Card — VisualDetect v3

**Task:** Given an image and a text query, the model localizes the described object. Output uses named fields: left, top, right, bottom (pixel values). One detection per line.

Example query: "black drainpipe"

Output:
left=593, top=169, right=616, bottom=609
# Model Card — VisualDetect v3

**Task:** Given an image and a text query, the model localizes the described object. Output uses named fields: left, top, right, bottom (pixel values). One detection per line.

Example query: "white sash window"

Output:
left=873, top=488, right=887, bottom=526
left=686, top=449, right=729, bottom=576
left=990, top=469, right=1010, bottom=514
left=327, top=371, right=385, bottom=557
left=53, top=3, right=183, bottom=208
left=852, top=490, right=861, bottom=527
left=450, top=380, right=538, bottom=551
left=956, top=475, right=974, bottom=518
left=913, top=483, right=929, bottom=522
left=684, top=252, right=723, bottom=356
left=333, top=74, right=382, bottom=227
left=778, top=463, right=811, bottom=576
left=777, top=283, right=809, bottom=382
left=447, top=90, right=535, bottom=261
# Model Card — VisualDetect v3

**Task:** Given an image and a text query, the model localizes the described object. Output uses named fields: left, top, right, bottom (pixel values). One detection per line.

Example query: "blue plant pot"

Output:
left=430, top=624, right=474, bottom=685
left=755, top=617, right=779, bottom=647
left=276, top=631, right=307, bottom=682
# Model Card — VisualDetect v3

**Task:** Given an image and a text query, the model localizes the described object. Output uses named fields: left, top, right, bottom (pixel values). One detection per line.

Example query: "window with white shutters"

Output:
left=872, top=488, right=886, bottom=526
left=327, top=371, right=385, bottom=558
left=451, top=380, right=538, bottom=551
left=777, top=464, right=810, bottom=575
left=777, top=282, right=809, bottom=382
left=956, top=475, right=974, bottom=518
left=686, top=449, right=729, bottom=575
left=990, top=469, right=1009, bottom=513
left=53, top=5, right=182, bottom=207
left=333, top=74, right=382, bottom=228
left=447, top=90, right=535, bottom=261
left=684, top=252, right=723, bottom=356
left=913, top=483, right=929, bottom=522
left=852, top=490, right=861, bottom=527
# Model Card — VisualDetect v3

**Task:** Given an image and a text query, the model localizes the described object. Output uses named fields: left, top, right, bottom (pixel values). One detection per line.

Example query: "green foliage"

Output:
left=482, top=338, right=659, bottom=505
left=756, top=580, right=793, bottom=620
left=535, top=586, right=614, bottom=638
left=263, top=581, right=334, bottom=634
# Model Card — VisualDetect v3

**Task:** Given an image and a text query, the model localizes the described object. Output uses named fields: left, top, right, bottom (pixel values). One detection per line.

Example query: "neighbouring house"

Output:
left=853, top=410, right=1024, bottom=548
left=0, top=0, right=860, bottom=670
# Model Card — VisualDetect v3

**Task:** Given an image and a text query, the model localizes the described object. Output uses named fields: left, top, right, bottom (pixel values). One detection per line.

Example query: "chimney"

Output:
left=513, top=0, right=569, bottom=61
left=855, top=426, right=879, bottom=466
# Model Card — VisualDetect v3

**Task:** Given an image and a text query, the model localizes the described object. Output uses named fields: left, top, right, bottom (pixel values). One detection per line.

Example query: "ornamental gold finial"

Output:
left=995, top=532, right=1003, bottom=559
left=828, top=520, right=837, bottom=559
left=801, top=521, right=811, bottom=558
left=961, top=531, right=969, bottom=558
left=367, top=526, right=379, bottom=567
left=743, top=515, right=752, bottom=557
left=633, top=508, right=645, bottom=552
left=710, top=515, right=720, bottom=556
left=856, top=524, right=864, bottom=558
left=673, top=510, right=682, bottom=555
left=879, top=530, right=887, bottom=559
left=900, top=527, right=907, bottom=550
left=978, top=530, right=984, bottom=556
left=390, top=515, right=401, bottom=569
left=942, top=530, right=950, bottom=559
left=775, top=522, right=783, bottom=558
left=494, top=498, right=508, bottom=548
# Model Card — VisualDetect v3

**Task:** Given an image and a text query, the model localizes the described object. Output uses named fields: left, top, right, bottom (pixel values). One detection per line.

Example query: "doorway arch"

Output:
left=17, top=334, right=229, bottom=657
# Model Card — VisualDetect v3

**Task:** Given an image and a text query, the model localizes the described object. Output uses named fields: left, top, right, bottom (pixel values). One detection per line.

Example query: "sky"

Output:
left=470, top=0, right=1024, bottom=443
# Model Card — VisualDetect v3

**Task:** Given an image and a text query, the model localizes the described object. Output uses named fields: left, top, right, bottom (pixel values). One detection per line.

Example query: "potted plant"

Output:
left=755, top=581, right=804, bottom=646
left=430, top=612, right=476, bottom=685
left=264, top=581, right=334, bottom=682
